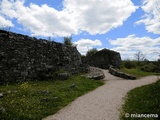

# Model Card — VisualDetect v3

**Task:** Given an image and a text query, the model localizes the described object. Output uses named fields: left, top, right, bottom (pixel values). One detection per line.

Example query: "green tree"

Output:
left=86, top=48, right=98, bottom=58
left=63, top=36, right=72, bottom=46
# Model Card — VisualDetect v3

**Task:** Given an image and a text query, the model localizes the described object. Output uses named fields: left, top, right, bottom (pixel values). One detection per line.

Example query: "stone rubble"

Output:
left=86, top=67, right=105, bottom=80
left=0, top=93, right=3, bottom=98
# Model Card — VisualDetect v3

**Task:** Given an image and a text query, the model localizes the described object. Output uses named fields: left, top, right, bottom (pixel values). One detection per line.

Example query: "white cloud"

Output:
left=135, top=0, right=160, bottom=34
left=17, top=4, right=77, bottom=36
left=0, top=15, right=14, bottom=28
left=74, top=39, right=102, bottom=55
left=0, top=0, right=18, bottom=18
left=0, top=0, right=77, bottom=36
left=0, top=0, right=138, bottom=37
left=109, top=34, right=160, bottom=60
left=64, top=0, right=138, bottom=34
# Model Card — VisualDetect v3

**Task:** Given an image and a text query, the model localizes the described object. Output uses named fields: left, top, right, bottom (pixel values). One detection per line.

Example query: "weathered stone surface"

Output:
left=0, top=107, right=5, bottom=113
left=7, top=90, right=18, bottom=94
left=70, top=84, right=76, bottom=89
left=40, top=98, right=49, bottom=103
left=0, top=93, right=3, bottom=98
left=57, top=72, right=71, bottom=80
left=109, top=66, right=136, bottom=80
left=86, top=49, right=121, bottom=69
left=38, top=90, right=51, bottom=95
left=0, top=30, right=83, bottom=84
left=86, top=67, right=105, bottom=80
left=53, top=97, right=58, bottom=99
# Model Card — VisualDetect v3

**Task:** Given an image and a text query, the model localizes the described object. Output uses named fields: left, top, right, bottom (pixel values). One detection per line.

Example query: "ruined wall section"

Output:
left=0, top=30, right=82, bottom=84
left=86, top=49, right=122, bottom=69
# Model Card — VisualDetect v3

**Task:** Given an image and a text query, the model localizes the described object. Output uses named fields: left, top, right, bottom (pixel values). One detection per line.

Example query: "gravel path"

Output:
left=43, top=70, right=160, bottom=120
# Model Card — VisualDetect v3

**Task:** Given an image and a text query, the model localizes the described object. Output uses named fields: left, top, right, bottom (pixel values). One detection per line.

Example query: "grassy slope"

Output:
left=0, top=75, right=104, bottom=120
left=120, top=68, right=160, bottom=78
left=121, top=80, right=160, bottom=120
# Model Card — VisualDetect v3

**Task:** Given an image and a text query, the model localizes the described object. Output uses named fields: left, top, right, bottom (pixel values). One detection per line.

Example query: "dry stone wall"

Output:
left=109, top=66, right=136, bottom=80
left=0, top=30, right=85, bottom=84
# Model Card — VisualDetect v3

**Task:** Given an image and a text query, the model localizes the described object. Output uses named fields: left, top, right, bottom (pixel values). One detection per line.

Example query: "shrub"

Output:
left=86, top=48, right=98, bottom=58
left=121, top=60, right=137, bottom=69
left=63, top=36, right=72, bottom=46
left=140, top=63, right=159, bottom=73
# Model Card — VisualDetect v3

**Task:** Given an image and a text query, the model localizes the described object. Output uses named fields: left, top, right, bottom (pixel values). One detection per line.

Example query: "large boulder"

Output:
left=86, top=49, right=121, bottom=69
left=86, top=67, right=105, bottom=80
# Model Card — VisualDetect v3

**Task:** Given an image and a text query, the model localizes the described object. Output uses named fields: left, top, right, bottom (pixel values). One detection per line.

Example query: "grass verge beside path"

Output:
left=120, top=80, right=160, bottom=120
left=0, top=75, right=104, bottom=120
left=120, top=68, right=160, bottom=78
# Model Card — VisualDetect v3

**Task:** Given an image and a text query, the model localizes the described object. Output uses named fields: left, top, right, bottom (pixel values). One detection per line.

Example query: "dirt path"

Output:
left=43, top=70, right=160, bottom=120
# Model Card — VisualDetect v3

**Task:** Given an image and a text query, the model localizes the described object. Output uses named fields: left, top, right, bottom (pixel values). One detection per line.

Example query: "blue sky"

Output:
left=0, top=0, right=160, bottom=60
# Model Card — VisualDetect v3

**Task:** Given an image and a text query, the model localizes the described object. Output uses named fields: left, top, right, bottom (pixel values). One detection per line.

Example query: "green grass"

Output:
left=120, top=68, right=160, bottom=78
left=0, top=75, right=104, bottom=120
left=120, top=80, right=160, bottom=120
